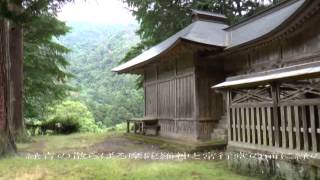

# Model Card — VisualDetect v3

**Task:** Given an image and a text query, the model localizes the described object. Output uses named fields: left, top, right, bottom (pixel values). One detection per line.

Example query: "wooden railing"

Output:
left=227, top=81, right=320, bottom=153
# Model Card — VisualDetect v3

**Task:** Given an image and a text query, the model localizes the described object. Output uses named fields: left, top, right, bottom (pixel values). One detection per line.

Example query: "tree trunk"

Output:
left=8, top=0, right=25, bottom=139
left=0, top=18, right=17, bottom=156
left=9, top=22, right=24, bottom=138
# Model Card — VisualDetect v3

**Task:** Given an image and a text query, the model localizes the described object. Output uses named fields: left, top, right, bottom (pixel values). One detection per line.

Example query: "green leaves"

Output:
left=120, top=0, right=284, bottom=89
left=58, top=22, right=144, bottom=127
left=24, top=15, right=73, bottom=119
left=47, top=100, right=101, bottom=133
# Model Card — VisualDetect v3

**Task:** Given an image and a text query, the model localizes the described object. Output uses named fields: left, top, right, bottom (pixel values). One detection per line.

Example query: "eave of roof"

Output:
left=112, top=0, right=307, bottom=73
left=226, top=0, right=306, bottom=48
left=212, top=61, right=320, bottom=89
left=112, top=20, right=228, bottom=73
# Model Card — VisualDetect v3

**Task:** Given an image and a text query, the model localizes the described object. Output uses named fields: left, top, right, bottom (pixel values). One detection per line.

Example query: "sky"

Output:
left=58, top=0, right=136, bottom=24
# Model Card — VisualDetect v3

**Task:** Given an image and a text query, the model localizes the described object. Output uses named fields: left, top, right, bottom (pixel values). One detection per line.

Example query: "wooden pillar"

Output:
left=143, top=71, right=147, bottom=117
left=310, top=105, right=317, bottom=152
left=156, top=65, right=158, bottom=118
left=126, top=120, right=130, bottom=133
left=134, top=122, right=137, bottom=133
left=226, top=90, right=232, bottom=142
left=193, top=67, right=199, bottom=139
left=141, top=122, right=144, bottom=135
left=301, top=106, right=309, bottom=151
left=271, top=83, right=280, bottom=147
left=174, top=58, right=177, bottom=133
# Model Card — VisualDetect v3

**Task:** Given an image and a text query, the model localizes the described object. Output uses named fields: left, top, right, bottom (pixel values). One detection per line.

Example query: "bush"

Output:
left=106, top=123, right=127, bottom=133
left=43, top=100, right=102, bottom=134
left=41, top=116, right=81, bottom=134
left=26, top=119, right=44, bottom=136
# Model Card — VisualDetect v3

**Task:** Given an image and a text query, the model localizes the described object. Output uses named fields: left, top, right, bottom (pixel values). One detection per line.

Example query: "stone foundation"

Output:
left=228, top=151, right=320, bottom=180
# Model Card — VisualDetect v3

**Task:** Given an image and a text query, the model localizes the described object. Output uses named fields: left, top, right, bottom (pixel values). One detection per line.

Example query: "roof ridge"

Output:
left=191, top=9, right=227, bottom=19
left=225, top=0, right=302, bottom=30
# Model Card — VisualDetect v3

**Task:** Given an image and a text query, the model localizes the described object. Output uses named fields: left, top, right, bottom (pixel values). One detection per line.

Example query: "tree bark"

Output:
left=8, top=0, right=25, bottom=138
left=9, top=20, right=24, bottom=138
left=0, top=17, right=17, bottom=156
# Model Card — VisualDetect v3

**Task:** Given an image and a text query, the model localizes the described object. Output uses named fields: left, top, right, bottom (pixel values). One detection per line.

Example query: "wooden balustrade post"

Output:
left=226, top=90, right=231, bottom=142
left=271, top=83, right=280, bottom=147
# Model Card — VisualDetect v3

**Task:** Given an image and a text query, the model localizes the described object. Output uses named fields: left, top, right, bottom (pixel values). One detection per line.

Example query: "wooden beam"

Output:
left=301, top=106, right=309, bottom=151
left=310, top=105, right=317, bottom=152
left=267, top=107, right=273, bottom=146
left=241, top=107, right=246, bottom=142
left=280, top=105, right=287, bottom=148
left=246, top=107, right=251, bottom=143
left=287, top=106, right=293, bottom=149
left=294, top=106, right=301, bottom=150
left=251, top=106, right=256, bottom=144
left=262, top=107, right=267, bottom=146
left=227, top=90, right=232, bottom=142
left=271, top=83, right=280, bottom=147
left=127, top=120, right=130, bottom=133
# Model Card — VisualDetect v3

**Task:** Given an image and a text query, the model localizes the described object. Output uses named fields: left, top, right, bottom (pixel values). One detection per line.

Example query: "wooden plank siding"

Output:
left=143, top=54, right=224, bottom=140
left=227, top=83, right=320, bottom=153
left=222, top=12, right=320, bottom=155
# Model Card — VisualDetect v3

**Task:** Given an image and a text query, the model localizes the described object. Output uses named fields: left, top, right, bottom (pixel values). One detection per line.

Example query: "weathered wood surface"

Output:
left=142, top=52, right=224, bottom=140
left=222, top=12, right=320, bottom=155
left=127, top=118, right=159, bottom=135
left=227, top=81, right=320, bottom=153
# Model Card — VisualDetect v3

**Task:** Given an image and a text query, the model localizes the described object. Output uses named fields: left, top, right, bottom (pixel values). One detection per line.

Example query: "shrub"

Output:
left=41, top=116, right=81, bottom=134
left=106, top=122, right=127, bottom=133
left=45, top=100, right=102, bottom=134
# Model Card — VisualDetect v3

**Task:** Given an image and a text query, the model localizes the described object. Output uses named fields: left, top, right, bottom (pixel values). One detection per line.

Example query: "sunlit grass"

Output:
left=3, top=132, right=264, bottom=180
left=17, top=132, right=113, bottom=153
left=0, top=157, right=261, bottom=180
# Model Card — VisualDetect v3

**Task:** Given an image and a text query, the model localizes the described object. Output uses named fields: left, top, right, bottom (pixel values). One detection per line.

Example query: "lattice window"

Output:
left=230, top=85, right=272, bottom=105
left=279, top=79, right=320, bottom=102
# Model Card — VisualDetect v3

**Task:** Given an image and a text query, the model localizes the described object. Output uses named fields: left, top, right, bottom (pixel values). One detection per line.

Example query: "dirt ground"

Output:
left=89, top=135, right=165, bottom=153
left=17, top=133, right=166, bottom=154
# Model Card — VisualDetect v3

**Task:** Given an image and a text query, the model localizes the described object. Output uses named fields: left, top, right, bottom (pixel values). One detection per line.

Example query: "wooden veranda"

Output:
left=214, top=61, right=320, bottom=154
left=126, top=117, right=159, bottom=136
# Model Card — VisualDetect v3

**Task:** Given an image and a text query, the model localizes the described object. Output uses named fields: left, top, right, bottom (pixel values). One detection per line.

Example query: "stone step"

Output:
left=211, top=114, right=228, bottom=141
left=211, top=133, right=227, bottom=141
left=213, top=128, right=227, bottom=135
left=216, top=122, right=227, bottom=128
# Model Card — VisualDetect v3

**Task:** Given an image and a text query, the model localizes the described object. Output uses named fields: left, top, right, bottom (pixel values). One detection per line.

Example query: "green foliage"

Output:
left=1, top=0, right=73, bottom=24
left=46, top=100, right=101, bottom=133
left=23, top=15, right=73, bottom=119
left=124, top=0, right=282, bottom=46
left=42, top=117, right=81, bottom=134
left=106, top=122, right=128, bottom=133
left=122, top=0, right=284, bottom=87
left=59, top=22, right=144, bottom=127
left=5, top=132, right=261, bottom=180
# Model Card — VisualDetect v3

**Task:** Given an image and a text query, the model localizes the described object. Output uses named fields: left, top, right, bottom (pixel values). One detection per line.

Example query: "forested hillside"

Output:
left=59, top=22, right=143, bottom=127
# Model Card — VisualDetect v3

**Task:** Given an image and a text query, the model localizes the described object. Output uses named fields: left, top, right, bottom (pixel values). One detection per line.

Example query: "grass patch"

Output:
left=0, top=157, right=261, bottom=180
left=7, top=132, right=263, bottom=179
left=17, top=132, right=112, bottom=153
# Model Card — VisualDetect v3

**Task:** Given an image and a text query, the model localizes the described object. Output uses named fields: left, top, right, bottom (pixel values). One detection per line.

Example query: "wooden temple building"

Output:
left=113, top=0, right=320, bottom=158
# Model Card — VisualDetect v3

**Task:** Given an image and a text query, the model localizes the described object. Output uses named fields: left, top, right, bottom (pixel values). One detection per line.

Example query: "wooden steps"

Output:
left=211, top=115, right=227, bottom=141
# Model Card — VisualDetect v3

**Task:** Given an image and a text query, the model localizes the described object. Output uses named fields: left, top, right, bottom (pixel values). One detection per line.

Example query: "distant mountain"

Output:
left=59, top=22, right=143, bottom=126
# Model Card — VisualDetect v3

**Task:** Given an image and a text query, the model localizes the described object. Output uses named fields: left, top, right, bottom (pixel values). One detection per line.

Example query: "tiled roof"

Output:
left=113, top=0, right=306, bottom=73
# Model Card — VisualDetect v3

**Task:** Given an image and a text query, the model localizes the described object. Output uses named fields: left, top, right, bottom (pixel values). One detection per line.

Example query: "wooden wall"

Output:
left=223, top=10, right=320, bottom=77
left=195, top=62, right=225, bottom=139
left=143, top=52, right=199, bottom=140
left=227, top=80, right=320, bottom=153
left=143, top=48, right=226, bottom=140
left=220, top=9, right=320, bottom=154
